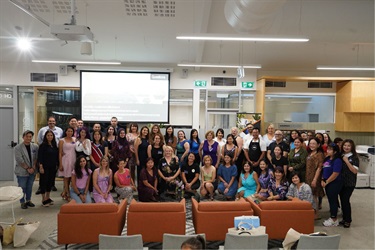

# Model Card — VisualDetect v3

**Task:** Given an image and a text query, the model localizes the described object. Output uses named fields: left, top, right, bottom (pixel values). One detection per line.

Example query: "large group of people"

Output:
left=14, top=117, right=360, bottom=228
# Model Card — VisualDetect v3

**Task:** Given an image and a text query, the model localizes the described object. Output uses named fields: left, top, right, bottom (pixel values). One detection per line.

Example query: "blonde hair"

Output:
left=100, top=156, right=111, bottom=175
left=163, top=145, right=176, bottom=158
left=205, top=130, right=215, bottom=139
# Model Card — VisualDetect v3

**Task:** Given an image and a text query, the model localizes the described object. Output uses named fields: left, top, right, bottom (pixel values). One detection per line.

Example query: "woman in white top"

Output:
left=263, top=123, right=276, bottom=147
left=214, top=128, right=226, bottom=159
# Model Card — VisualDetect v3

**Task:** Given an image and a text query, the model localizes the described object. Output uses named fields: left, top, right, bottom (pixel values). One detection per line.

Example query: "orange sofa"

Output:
left=192, top=198, right=253, bottom=241
left=57, top=199, right=127, bottom=246
left=246, top=197, right=314, bottom=239
left=127, top=199, right=186, bottom=242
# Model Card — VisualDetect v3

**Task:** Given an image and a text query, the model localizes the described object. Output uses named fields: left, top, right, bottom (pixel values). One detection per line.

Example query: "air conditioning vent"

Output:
left=265, top=81, right=286, bottom=87
left=308, top=81, right=332, bottom=88
left=30, top=73, right=58, bottom=82
left=211, top=77, right=236, bottom=86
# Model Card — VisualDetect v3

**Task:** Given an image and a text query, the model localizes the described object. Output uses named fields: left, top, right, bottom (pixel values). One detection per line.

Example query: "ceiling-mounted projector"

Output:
left=51, top=24, right=94, bottom=42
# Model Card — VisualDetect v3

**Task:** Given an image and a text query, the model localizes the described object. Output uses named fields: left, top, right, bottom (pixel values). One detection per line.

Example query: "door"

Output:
left=0, top=108, right=15, bottom=180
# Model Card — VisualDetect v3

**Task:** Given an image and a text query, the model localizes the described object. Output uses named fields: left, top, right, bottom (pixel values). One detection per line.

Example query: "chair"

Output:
left=162, top=233, right=206, bottom=250
left=222, top=233, right=268, bottom=250
left=99, top=234, right=145, bottom=250
left=297, top=234, right=341, bottom=249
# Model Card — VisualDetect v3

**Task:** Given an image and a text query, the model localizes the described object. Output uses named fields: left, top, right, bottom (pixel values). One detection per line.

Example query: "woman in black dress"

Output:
left=38, top=130, right=59, bottom=207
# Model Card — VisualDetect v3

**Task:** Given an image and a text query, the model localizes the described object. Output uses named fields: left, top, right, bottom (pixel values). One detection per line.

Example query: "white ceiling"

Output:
left=0, top=0, right=374, bottom=76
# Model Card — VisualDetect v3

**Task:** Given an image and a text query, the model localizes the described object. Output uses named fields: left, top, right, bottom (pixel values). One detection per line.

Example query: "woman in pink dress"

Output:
left=58, top=127, right=76, bottom=201
left=92, top=156, right=113, bottom=203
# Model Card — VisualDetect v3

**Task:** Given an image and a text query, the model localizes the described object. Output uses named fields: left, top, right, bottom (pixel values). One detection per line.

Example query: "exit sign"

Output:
left=242, top=81, right=254, bottom=88
left=194, top=80, right=207, bottom=87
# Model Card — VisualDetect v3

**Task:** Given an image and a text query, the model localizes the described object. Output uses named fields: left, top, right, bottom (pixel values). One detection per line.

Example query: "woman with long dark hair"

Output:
left=164, top=125, right=177, bottom=152
left=38, top=130, right=59, bottom=207
left=126, top=123, right=139, bottom=182
left=305, top=137, right=325, bottom=219
left=339, top=139, right=359, bottom=228
left=321, top=143, right=343, bottom=227
left=189, top=129, right=201, bottom=164
left=58, top=127, right=76, bottom=201
left=70, top=156, right=92, bottom=203
left=134, top=126, right=150, bottom=182
left=90, top=130, right=108, bottom=169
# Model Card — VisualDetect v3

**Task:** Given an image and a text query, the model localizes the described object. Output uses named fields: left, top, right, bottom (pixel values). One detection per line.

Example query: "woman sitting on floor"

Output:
left=93, top=156, right=114, bottom=203
left=236, top=161, right=260, bottom=200
left=267, top=166, right=289, bottom=201
left=138, top=157, right=159, bottom=202
left=217, top=154, right=238, bottom=200
left=114, top=158, right=136, bottom=203
left=200, top=155, right=217, bottom=201
left=70, top=155, right=92, bottom=203
left=255, top=159, right=272, bottom=201
left=181, top=153, right=201, bottom=197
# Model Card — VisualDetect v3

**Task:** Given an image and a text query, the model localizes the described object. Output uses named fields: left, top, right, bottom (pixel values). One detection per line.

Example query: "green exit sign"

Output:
left=194, top=80, right=207, bottom=87
left=242, top=81, right=254, bottom=88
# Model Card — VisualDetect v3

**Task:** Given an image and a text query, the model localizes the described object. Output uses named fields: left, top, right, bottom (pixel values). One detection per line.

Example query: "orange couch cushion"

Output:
left=258, top=200, right=312, bottom=210
left=60, top=200, right=119, bottom=213
left=197, top=199, right=252, bottom=212
left=128, top=199, right=185, bottom=212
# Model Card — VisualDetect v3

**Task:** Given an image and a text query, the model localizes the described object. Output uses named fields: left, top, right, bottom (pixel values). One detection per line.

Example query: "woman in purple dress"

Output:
left=255, top=159, right=272, bottom=200
left=138, top=157, right=159, bottom=202
left=92, top=156, right=113, bottom=203
left=199, top=130, right=220, bottom=168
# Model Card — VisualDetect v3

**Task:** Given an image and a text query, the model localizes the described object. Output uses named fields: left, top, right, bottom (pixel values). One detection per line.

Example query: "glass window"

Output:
left=206, top=90, right=239, bottom=111
left=240, top=90, right=255, bottom=113
left=35, top=88, right=81, bottom=133
left=169, top=89, right=193, bottom=126
left=0, top=86, right=13, bottom=106
left=18, top=87, right=35, bottom=141
left=264, top=95, right=335, bottom=123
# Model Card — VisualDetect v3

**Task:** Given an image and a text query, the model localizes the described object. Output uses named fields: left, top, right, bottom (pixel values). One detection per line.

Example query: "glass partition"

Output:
left=264, top=94, right=335, bottom=123
left=169, top=89, right=193, bottom=126
left=35, top=87, right=81, bottom=133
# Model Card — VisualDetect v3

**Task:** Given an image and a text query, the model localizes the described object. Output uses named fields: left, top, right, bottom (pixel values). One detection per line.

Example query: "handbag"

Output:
left=228, top=225, right=266, bottom=236
left=2, top=218, right=22, bottom=246
left=13, top=221, right=40, bottom=247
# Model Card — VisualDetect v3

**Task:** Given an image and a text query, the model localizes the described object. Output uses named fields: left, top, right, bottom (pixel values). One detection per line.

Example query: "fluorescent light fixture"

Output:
left=178, top=63, right=261, bottom=69
left=176, top=34, right=309, bottom=42
left=317, top=66, right=375, bottom=71
left=32, top=60, right=121, bottom=65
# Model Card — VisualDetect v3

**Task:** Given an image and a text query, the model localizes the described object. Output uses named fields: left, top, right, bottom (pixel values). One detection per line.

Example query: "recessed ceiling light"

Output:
left=17, top=38, right=31, bottom=51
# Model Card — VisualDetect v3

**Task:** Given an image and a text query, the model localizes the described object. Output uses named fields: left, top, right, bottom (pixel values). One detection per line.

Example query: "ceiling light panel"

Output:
left=20, top=0, right=50, bottom=13
left=52, top=0, right=71, bottom=14
left=124, top=0, right=148, bottom=17
left=124, top=0, right=176, bottom=17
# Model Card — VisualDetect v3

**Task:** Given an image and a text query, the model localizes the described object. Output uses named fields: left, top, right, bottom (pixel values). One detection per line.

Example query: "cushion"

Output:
left=60, top=201, right=119, bottom=213
left=258, top=200, right=312, bottom=210
left=129, top=199, right=185, bottom=212
left=198, top=199, right=252, bottom=212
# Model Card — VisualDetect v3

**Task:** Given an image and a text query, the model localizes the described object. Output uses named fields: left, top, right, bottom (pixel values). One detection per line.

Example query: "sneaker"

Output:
left=35, top=188, right=41, bottom=195
left=42, top=200, right=50, bottom=207
left=339, top=220, right=345, bottom=226
left=47, top=198, right=54, bottom=205
left=21, top=203, right=28, bottom=209
left=26, top=201, right=35, bottom=207
left=323, top=218, right=339, bottom=227
left=52, top=186, right=57, bottom=191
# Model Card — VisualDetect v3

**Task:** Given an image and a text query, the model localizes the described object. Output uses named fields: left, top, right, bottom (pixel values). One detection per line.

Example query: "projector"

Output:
left=50, top=24, right=94, bottom=42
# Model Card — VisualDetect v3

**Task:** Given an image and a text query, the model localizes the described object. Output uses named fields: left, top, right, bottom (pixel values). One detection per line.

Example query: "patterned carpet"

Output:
left=37, top=199, right=224, bottom=249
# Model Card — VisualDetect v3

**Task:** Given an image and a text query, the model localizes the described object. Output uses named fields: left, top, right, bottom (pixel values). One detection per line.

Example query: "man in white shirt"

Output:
left=243, top=128, right=266, bottom=175
left=37, top=116, right=63, bottom=145
left=36, top=116, right=63, bottom=193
